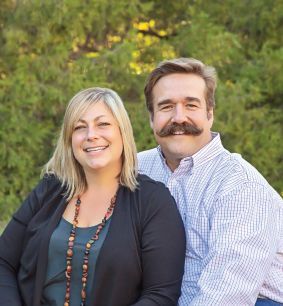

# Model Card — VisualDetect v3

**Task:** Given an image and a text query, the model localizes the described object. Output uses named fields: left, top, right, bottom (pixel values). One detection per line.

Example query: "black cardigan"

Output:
left=0, top=174, right=186, bottom=306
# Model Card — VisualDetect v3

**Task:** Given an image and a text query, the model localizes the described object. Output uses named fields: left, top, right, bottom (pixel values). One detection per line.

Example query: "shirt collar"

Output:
left=157, top=132, right=225, bottom=171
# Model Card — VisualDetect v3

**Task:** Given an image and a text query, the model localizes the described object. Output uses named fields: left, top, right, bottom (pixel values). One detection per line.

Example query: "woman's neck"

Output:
left=84, top=167, right=120, bottom=191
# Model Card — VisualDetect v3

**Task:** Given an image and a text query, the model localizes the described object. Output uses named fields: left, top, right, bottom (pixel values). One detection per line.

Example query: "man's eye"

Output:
left=186, top=103, right=197, bottom=108
left=160, top=105, right=173, bottom=111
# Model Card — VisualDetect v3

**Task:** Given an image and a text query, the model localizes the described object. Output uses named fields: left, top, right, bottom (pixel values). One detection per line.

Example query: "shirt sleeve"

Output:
left=189, top=182, right=280, bottom=306
left=131, top=182, right=186, bottom=306
left=0, top=177, right=50, bottom=305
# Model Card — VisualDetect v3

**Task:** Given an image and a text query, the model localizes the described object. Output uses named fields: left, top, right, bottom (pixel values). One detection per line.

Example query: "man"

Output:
left=138, top=58, right=283, bottom=306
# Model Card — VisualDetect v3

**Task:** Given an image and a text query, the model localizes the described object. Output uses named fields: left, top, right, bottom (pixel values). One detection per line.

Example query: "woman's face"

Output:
left=71, top=101, right=123, bottom=177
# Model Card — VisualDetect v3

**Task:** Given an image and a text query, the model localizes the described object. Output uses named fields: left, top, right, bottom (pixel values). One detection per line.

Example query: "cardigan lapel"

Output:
left=32, top=194, right=67, bottom=306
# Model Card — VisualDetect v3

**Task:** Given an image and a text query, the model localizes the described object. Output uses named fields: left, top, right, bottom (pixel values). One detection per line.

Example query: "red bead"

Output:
left=81, top=289, right=86, bottom=299
left=67, top=249, right=73, bottom=257
left=68, top=241, right=74, bottom=247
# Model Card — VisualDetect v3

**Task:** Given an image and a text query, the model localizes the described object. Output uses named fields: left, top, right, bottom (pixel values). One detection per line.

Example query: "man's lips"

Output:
left=83, top=145, right=109, bottom=152
left=171, top=131, right=185, bottom=135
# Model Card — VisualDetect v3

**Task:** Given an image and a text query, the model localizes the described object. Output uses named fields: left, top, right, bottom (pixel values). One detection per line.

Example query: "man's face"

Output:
left=150, top=73, right=214, bottom=170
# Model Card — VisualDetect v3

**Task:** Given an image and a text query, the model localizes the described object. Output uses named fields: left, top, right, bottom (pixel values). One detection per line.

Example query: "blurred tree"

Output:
left=0, top=0, right=282, bottom=221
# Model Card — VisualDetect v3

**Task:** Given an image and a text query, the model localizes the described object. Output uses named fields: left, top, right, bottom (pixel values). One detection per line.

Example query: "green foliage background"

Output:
left=0, top=0, right=282, bottom=222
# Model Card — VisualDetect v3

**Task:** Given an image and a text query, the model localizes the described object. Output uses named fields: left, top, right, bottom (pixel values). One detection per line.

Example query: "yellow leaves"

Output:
left=129, top=50, right=156, bottom=75
left=30, top=53, right=37, bottom=59
left=158, top=30, right=167, bottom=37
left=129, top=20, right=175, bottom=75
left=129, top=62, right=142, bottom=74
left=134, top=19, right=156, bottom=31
left=67, top=61, right=74, bottom=69
left=71, top=36, right=85, bottom=52
left=106, top=34, right=122, bottom=48
left=132, top=50, right=140, bottom=59
left=72, top=38, right=80, bottom=52
left=134, top=21, right=152, bottom=31
left=134, top=19, right=168, bottom=38
left=136, top=32, right=158, bottom=47
left=85, top=52, right=99, bottom=58
left=225, top=80, right=234, bottom=88
left=107, top=35, right=121, bottom=43
left=161, top=46, right=176, bottom=59
left=149, top=20, right=155, bottom=28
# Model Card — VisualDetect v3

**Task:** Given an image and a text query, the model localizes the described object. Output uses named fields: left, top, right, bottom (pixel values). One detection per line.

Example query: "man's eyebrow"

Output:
left=157, top=99, right=173, bottom=107
left=157, top=97, right=201, bottom=107
left=184, top=96, right=201, bottom=103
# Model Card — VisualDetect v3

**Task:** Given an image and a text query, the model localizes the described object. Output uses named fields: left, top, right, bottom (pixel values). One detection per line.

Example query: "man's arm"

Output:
left=188, top=182, right=280, bottom=306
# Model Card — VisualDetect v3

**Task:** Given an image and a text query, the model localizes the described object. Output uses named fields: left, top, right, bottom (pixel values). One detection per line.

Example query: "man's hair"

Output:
left=144, top=58, right=217, bottom=115
left=42, top=87, right=138, bottom=200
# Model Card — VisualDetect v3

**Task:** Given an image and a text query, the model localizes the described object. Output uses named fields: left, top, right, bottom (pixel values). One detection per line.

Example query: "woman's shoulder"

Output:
left=136, top=174, right=174, bottom=205
left=133, top=175, right=182, bottom=227
left=137, top=173, right=167, bottom=190
left=38, top=173, right=63, bottom=192
left=27, top=173, right=64, bottom=206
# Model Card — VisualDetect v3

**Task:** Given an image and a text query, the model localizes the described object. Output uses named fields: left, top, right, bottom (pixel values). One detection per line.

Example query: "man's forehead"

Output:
left=152, top=76, right=206, bottom=106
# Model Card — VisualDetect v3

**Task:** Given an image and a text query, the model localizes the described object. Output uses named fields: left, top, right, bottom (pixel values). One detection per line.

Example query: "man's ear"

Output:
left=149, top=113, right=154, bottom=129
left=207, top=108, right=214, bottom=120
left=207, top=108, right=214, bottom=129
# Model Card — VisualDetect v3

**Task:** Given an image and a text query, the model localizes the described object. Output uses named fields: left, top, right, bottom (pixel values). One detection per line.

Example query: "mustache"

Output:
left=156, top=122, right=203, bottom=137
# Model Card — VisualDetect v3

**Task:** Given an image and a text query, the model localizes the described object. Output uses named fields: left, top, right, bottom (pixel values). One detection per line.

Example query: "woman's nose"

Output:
left=86, top=127, right=98, bottom=141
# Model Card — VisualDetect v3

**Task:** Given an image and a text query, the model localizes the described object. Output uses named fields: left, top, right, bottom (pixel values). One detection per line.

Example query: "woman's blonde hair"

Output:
left=43, top=87, right=138, bottom=200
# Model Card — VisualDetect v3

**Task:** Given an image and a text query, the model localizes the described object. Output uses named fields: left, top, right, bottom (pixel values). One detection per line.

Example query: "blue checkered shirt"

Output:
left=138, top=132, right=283, bottom=306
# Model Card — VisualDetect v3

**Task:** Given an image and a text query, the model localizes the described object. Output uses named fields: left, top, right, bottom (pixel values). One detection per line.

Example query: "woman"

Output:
left=0, top=87, right=186, bottom=306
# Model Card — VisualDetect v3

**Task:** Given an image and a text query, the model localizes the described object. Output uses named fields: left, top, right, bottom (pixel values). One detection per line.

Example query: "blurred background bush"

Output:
left=0, top=0, right=282, bottom=223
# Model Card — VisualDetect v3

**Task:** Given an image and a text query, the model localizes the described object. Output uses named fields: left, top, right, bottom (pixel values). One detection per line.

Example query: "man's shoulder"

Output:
left=138, top=147, right=159, bottom=160
left=137, top=147, right=167, bottom=181
left=213, top=151, right=280, bottom=198
left=138, top=147, right=160, bottom=169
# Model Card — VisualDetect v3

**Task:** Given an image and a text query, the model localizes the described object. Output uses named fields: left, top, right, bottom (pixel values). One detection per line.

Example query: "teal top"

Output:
left=41, top=217, right=110, bottom=306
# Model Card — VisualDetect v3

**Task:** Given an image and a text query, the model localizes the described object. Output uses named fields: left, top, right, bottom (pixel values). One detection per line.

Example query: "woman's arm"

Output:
left=132, top=181, right=186, bottom=306
left=0, top=177, right=52, bottom=305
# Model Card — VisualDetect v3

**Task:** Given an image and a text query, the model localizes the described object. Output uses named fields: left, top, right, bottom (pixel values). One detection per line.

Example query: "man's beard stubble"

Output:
left=156, top=122, right=203, bottom=137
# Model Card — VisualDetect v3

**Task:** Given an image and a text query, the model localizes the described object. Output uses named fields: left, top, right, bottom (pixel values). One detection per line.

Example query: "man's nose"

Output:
left=171, top=104, right=187, bottom=123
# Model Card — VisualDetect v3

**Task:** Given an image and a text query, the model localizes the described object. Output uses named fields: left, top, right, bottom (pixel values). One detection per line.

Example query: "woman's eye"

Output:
left=74, top=125, right=85, bottom=130
left=98, top=122, right=110, bottom=126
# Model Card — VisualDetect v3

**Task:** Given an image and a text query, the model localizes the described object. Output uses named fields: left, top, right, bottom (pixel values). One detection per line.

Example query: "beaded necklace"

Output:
left=64, top=194, right=117, bottom=306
